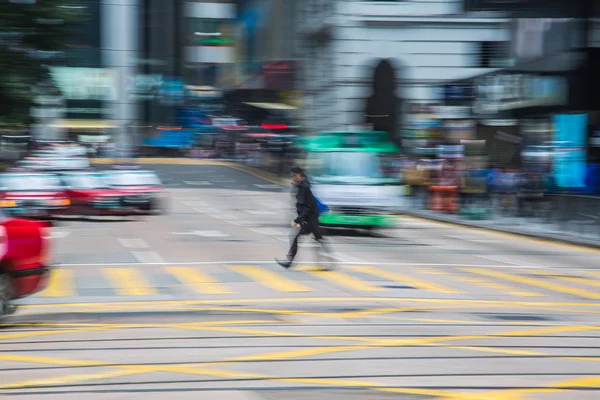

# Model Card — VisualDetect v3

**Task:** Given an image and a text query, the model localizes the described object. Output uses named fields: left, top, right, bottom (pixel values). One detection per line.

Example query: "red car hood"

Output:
left=74, top=189, right=121, bottom=197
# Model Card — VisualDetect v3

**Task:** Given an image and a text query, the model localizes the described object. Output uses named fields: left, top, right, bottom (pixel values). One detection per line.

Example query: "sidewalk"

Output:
left=401, top=203, right=600, bottom=250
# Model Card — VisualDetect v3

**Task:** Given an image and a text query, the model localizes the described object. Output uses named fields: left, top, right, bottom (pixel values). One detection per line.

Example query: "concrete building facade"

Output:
left=294, top=0, right=512, bottom=139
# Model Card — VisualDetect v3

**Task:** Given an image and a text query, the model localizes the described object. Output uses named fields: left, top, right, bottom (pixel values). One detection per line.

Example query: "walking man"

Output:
left=276, top=166, right=330, bottom=269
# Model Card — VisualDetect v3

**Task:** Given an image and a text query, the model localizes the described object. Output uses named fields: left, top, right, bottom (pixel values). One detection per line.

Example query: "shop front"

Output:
left=441, top=46, right=591, bottom=193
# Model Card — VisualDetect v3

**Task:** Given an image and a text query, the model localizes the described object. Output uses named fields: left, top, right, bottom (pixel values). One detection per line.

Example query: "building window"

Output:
left=476, top=41, right=511, bottom=68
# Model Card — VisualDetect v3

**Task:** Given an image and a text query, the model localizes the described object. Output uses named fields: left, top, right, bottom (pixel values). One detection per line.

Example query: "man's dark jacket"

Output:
left=294, top=180, right=317, bottom=224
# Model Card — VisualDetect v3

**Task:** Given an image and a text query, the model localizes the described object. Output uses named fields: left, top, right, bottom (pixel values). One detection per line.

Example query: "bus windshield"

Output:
left=309, top=152, right=399, bottom=185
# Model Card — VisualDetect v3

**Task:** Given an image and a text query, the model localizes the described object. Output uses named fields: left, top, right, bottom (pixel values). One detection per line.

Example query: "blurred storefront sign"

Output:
left=194, top=35, right=235, bottom=47
left=410, top=103, right=437, bottom=114
left=133, top=58, right=168, bottom=66
left=481, top=119, right=518, bottom=126
left=443, top=119, right=476, bottom=144
left=553, top=113, right=587, bottom=188
left=405, top=103, right=441, bottom=156
left=49, top=67, right=117, bottom=101
left=66, top=107, right=103, bottom=115
left=156, top=78, right=185, bottom=106
left=435, top=105, right=472, bottom=119
left=472, top=73, right=568, bottom=115
left=441, top=84, right=474, bottom=102
left=78, top=135, right=110, bottom=143
left=128, top=74, right=162, bottom=100
left=437, top=144, right=464, bottom=159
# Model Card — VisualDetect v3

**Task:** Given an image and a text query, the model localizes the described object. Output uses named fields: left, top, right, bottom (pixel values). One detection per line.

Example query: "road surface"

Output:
left=2, top=164, right=600, bottom=400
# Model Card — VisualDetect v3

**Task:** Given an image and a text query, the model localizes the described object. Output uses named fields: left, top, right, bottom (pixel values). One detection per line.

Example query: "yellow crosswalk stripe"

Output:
left=297, top=266, right=383, bottom=292
left=230, top=265, right=311, bottom=292
left=164, top=267, right=231, bottom=294
left=103, top=268, right=157, bottom=296
left=523, top=269, right=600, bottom=290
left=451, top=275, right=543, bottom=297
left=347, top=265, right=460, bottom=294
left=425, top=267, right=542, bottom=297
left=463, top=268, right=600, bottom=300
left=40, top=268, right=74, bottom=297
left=584, top=271, right=600, bottom=279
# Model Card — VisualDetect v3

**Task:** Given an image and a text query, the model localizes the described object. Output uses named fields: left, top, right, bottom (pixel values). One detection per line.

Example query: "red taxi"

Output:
left=0, top=173, right=70, bottom=219
left=0, top=216, right=51, bottom=316
left=102, top=169, right=166, bottom=215
left=57, top=171, right=133, bottom=216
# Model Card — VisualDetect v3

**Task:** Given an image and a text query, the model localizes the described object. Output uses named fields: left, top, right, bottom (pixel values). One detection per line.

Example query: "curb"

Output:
left=401, top=209, right=600, bottom=252
left=89, top=158, right=288, bottom=186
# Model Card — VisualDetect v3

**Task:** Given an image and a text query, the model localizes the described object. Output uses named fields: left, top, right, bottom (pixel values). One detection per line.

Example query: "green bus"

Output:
left=295, top=131, right=408, bottom=229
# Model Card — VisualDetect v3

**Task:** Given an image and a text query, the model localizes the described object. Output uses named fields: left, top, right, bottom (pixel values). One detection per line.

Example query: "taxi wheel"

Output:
left=0, top=272, right=12, bottom=317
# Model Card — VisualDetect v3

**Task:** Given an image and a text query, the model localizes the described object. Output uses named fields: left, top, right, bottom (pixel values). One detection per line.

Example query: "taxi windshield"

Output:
left=109, top=172, right=160, bottom=186
left=2, top=174, right=63, bottom=191
left=66, top=174, right=110, bottom=189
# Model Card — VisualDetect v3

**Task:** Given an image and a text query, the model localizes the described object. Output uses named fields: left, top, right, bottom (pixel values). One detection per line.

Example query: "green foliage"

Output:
left=0, top=0, right=86, bottom=123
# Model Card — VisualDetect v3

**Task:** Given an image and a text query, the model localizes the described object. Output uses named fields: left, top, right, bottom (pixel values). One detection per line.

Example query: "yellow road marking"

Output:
left=229, top=345, right=370, bottom=362
left=402, top=317, right=547, bottom=326
left=379, top=388, right=498, bottom=399
left=2, top=321, right=596, bottom=393
left=422, top=268, right=541, bottom=296
left=230, top=265, right=311, bottom=292
left=103, top=268, right=157, bottom=296
left=585, top=271, right=600, bottom=280
left=40, top=268, right=74, bottom=297
left=133, top=362, right=458, bottom=399
left=525, top=269, right=600, bottom=290
left=553, top=376, right=600, bottom=388
left=419, top=268, right=447, bottom=275
left=164, top=266, right=231, bottom=294
left=463, top=268, right=600, bottom=300
left=452, top=275, right=542, bottom=297
left=177, top=325, right=300, bottom=337
left=0, top=319, right=281, bottom=331
left=347, top=265, right=460, bottom=294
left=440, top=374, right=600, bottom=400
left=432, top=391, right=530, bottom=400
left=0, top=354, right=108, bottom=367
left=297, top=265, right=383, bottom=292
left=493, top=325, right=593, bottom=337
left=0, top=327, right=111, bottom=341
left=442, top=345, right=541, bottom=356
left=0, top=368, right=145, bottom=390
left=16, top=296, right=600, bottom=310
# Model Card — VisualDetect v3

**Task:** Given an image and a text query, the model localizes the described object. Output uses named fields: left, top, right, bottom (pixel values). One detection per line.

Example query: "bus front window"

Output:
left=310, top=152, right=382, bottom=183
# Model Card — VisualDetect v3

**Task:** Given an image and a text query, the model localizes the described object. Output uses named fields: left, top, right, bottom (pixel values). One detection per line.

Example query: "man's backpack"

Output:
left=315, top=196, right=328, bottom=215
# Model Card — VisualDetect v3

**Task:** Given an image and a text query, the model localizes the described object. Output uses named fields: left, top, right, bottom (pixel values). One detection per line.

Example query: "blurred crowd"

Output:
left=403, top=159, right=584, bottom=219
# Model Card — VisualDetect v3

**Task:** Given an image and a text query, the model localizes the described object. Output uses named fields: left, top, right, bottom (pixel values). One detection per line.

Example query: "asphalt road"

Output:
left=2, top=163, right=600, bottom=399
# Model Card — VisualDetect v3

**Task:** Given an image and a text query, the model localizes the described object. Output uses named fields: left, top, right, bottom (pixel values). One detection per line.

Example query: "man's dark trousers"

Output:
left=287, top=214, right=325, bottom=261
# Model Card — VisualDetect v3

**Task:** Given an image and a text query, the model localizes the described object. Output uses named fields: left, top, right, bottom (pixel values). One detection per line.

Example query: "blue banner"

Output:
left=552, top=114, right=587, bottom=188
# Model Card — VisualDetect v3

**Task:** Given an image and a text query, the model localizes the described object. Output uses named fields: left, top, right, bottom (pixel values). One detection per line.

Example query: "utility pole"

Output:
left=101, top=0, right=139, bottom=159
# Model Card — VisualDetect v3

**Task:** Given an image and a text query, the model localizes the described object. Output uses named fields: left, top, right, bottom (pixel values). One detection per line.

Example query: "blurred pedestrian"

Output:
left=276, top=166, right=331, bottom=269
